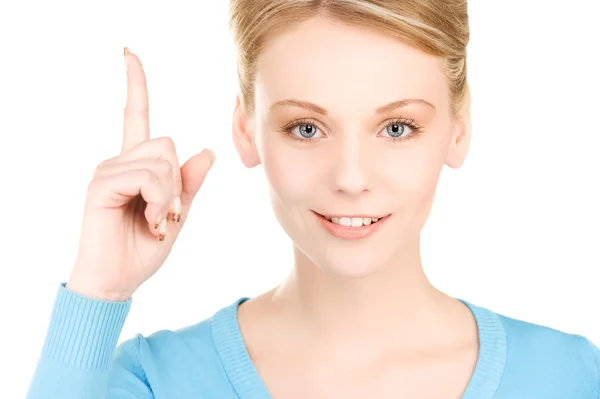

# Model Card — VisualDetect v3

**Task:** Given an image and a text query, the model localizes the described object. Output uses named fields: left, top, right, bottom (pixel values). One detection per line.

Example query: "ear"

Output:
left=232, top=94, right=261, bottom=168
left=445, top=92, right=472, bottom=169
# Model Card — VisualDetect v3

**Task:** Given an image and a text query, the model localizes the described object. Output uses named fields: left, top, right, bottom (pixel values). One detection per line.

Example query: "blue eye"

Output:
left=279, top=119, right=323, bottom=141
left=279, top=117, right=423, bottom=143
left=385, top=122, right=406, bottom=137
left=382, top=120, right=411, bottom=139
left=295, top=123, right=320, bottom=139
left=378, top=118, right=424, bottom=142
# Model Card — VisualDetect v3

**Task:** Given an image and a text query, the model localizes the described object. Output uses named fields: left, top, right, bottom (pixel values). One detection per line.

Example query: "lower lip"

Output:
left=313, top=211, right=391, bottom=240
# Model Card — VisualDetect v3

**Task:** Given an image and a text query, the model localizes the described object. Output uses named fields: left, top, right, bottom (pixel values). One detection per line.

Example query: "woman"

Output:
left=27, top=1, right=600, bottom=398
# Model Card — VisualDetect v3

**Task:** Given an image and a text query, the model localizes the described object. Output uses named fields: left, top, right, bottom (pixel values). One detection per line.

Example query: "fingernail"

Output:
left=169, top=196, right=182, bottom=222
left=155, top=208, right=168, bottom=228
left=123, top=47, right=129, bottom=72
left=157, top=218, right=167, bottom=241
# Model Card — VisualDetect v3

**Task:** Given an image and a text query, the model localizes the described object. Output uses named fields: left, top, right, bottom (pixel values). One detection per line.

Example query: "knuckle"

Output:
left=156, top=136, right=176, bottom=153
left=87, top=178, right=100, bottom=194
left=93, top=164, right=103, bottom=179
left=155, top=158, right=173, bottom=177
left=124, top=106, right=149, bottom=120
left=139, top=108, right=150, bottom=119
left=93, top=160, right=109, bottom=177
left=141, top=168, right=159, bottom=184
left=94, top=155, right=119, bottom=177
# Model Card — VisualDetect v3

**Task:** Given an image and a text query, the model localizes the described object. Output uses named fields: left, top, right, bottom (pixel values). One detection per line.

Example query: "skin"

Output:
left=232, top=16, right=475, bottom=398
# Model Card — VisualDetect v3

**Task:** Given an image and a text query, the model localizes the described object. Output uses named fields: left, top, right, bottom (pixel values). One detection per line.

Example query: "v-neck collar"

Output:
left=211, top=297, right=507, bottom=399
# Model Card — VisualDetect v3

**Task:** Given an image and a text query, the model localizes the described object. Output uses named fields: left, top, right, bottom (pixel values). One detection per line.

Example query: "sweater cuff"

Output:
left=40, top=282, right=132, bottom=369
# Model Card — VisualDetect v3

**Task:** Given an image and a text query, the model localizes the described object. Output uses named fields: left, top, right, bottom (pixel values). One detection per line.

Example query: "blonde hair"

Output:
left=229, top=0, right=470, bottom=118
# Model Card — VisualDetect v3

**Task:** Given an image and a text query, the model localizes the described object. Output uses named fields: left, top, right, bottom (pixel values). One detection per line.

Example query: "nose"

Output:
left=330, top=134, right=370, bottom=195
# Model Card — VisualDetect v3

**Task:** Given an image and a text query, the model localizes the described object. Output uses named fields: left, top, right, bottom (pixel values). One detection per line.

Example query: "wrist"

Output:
left=66, top=279, right=133, bottom=302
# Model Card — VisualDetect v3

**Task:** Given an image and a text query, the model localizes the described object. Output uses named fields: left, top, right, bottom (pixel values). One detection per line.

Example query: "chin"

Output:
left=300, top=241, right=398, bottom=279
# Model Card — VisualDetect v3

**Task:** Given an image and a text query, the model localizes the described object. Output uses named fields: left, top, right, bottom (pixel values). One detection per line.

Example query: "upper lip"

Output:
left=313, top=211, right=390, bottom=219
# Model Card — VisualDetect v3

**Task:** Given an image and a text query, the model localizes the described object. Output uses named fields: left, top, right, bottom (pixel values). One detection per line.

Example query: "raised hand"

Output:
left=66, top=48, right=215, bottom=301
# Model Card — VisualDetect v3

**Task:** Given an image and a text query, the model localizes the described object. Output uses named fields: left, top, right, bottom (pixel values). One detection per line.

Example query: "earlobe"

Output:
left=232, top=95, right=261, bottom=168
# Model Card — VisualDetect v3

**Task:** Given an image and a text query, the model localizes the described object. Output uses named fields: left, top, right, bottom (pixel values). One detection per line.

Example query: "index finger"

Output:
left=122, top=47, right=150, bottom=153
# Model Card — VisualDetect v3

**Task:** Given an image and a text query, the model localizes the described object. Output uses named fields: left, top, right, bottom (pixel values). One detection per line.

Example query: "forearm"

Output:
left=26, top=282, right=133, bottom=398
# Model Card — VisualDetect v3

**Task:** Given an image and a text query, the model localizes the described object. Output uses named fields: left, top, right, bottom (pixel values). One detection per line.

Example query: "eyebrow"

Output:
left=268, top=98, right=436, bottom=115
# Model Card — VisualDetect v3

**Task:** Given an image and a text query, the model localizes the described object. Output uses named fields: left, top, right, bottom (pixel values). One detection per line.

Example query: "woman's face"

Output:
left=234, top=16, right=470, bottom=277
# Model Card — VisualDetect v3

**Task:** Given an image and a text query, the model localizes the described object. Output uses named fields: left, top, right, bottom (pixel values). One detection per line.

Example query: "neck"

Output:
left=270, top=237, right=462, bottom=354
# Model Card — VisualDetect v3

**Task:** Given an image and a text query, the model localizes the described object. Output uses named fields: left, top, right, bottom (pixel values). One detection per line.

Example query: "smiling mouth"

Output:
left=312, top=211, right=391, bottom=227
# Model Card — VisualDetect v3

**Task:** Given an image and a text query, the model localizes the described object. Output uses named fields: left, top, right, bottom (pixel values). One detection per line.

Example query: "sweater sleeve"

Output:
left=586, top=337, right=600, bottom=399
left=26, top=282, right=154, bottom=399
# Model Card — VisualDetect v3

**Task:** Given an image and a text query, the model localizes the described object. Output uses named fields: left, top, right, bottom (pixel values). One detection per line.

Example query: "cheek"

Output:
left=406, top=164, right=441, bottom=204
left=261, top=139, right=325, bottom=202
left=382, top=146, right=445, bottom=206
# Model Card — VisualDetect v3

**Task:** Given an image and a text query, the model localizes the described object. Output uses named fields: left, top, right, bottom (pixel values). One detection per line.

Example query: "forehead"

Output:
left=255, top=17, right=447, bottom=115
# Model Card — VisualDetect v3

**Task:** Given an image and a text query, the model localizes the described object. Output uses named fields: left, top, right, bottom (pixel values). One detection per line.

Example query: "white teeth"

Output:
left=328, top=216, right=381, bottom=227
left=340, top=217, right=352, bottom=227
left=351, top=217, right=363, bottom=227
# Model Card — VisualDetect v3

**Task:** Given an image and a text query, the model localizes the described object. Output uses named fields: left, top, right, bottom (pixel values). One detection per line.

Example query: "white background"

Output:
left=1, top=1, right=599, bottom=396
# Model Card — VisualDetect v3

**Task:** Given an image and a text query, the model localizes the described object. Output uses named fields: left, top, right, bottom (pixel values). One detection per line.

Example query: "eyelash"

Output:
left=278, top=117, right=424, bottom=143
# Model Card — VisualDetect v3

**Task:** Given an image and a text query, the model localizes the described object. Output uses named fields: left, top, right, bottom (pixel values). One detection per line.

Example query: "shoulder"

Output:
left=476, top=302, right=600, bottom=397
left=135, top=297, right=247, bottom=361
left=114, top=298, right=248, bottom=394
left=498, top=310, right=599, bottom=368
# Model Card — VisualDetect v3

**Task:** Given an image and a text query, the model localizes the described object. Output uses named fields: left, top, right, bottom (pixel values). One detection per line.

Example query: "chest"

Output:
left=254, top=345, right=479, bottom=399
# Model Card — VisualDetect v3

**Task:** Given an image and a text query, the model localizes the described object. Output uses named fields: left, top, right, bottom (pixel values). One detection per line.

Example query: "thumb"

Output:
left=179, top=148, right=216, bottom=215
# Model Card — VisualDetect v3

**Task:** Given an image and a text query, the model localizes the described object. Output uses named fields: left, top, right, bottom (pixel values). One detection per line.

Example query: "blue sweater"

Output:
left=27, top=283, right=600, bottom=398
